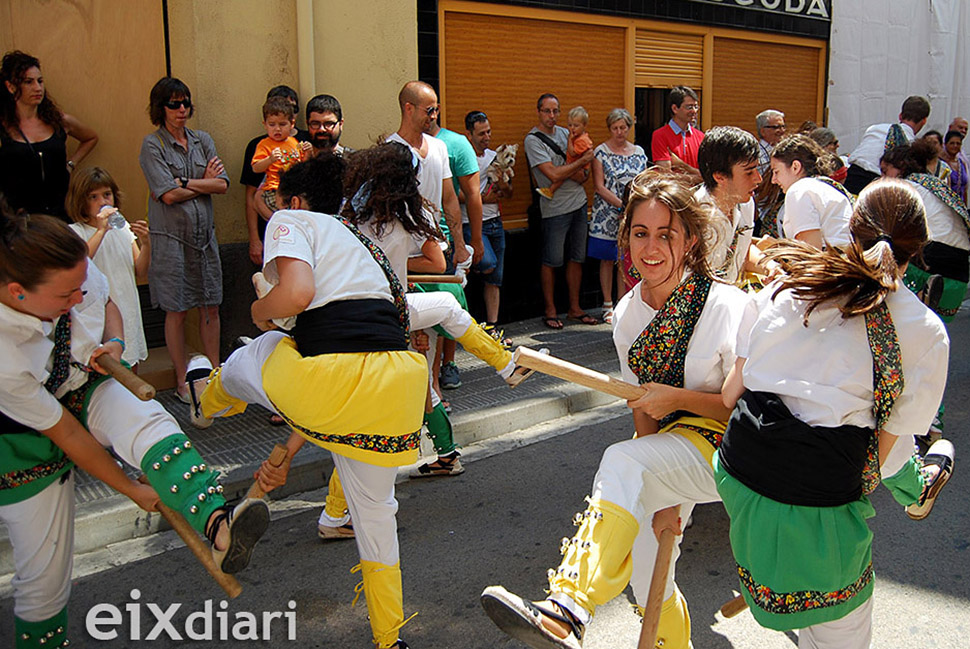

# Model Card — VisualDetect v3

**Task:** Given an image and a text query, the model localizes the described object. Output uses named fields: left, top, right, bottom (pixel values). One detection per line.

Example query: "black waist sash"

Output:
left=718, top=391, right=871, bottom=507
left=292, top=299, right=408, bottom=356
left=919, top=240, right=970, bottom=283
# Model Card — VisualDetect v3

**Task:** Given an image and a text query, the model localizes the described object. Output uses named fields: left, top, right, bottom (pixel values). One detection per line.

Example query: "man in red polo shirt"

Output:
left=651, top=85, right=704, bottom=183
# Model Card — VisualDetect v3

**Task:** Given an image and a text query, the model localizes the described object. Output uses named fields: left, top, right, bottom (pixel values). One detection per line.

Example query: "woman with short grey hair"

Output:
left=589, top=107, right=647, bottom=323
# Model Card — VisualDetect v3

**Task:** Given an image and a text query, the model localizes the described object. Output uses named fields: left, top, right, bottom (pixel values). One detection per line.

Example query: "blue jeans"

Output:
left=463, top=217, right=506, bottom=286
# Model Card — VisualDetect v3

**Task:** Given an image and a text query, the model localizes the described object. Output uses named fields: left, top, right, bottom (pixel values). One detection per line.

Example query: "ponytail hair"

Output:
left=765, top=178, right=927, bottom=321
left=0, top=195, right=87, bottom=290
left=771, top=134, right=835, bottom=178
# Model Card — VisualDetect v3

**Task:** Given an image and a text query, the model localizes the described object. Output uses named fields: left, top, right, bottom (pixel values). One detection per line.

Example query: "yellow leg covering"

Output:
left=199, top=367, right=248, bottom=418
left=455, top=321, right=512, bottom=371
left=352, top=560, right=413, bottom=648
left=325, top=470, right=348, bottom=519
left=656, top=586, right=692, bottom=649
left=547, top=498, right=640, bottom=619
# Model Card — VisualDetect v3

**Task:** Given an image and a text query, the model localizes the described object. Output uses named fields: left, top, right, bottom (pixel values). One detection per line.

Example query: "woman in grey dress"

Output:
left=139, top=77, right=228, bottom=404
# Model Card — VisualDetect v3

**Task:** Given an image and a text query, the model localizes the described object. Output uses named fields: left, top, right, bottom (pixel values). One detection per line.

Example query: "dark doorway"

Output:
left=634, top=87, right=703, bottom=162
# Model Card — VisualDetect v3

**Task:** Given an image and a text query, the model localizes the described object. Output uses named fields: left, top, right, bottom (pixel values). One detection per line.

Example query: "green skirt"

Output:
left=713, top=452, right=875, bottom=631
left=902, top=263, right=966, bottom=322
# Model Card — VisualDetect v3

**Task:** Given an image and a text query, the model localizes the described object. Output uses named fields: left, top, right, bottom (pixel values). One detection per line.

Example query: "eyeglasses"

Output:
left=763, top=125, right=786, bottom=130
left=165, top=99, right=192, bottom=110
left=409, top=102, right=439, bottom=117
left=539, top=108, right=561, bottom=115
left=467, top=111, right=487, bottom=121
left=309, top=119, right=340, bottom=131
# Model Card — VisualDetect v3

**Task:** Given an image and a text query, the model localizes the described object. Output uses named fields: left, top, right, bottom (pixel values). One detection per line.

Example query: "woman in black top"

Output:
left=0, top=50, right=98, bottom=220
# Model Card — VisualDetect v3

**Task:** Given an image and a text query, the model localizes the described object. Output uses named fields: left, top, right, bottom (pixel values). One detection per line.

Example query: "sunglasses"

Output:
left=165, top=99, right=192, bottom=110
left=409, top=102, right=439, bottom=117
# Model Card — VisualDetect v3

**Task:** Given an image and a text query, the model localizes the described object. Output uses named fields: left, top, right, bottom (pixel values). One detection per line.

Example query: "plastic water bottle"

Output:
left=100, top=206, right=126, bottom=230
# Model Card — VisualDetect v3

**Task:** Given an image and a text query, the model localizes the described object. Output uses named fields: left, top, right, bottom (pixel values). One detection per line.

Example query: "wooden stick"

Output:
left=512, top=346, right=645, bottom=401
left=719, top=594, right=748, bottom=618
left=637, top=505, right=681, bottom=649
left=407, top=274, right=463, bottom=284
left=137, top=475, right=243, bottom=598
left=246, top=444, right=289, bottom=500
left=99, top=355, right=156, bottom=401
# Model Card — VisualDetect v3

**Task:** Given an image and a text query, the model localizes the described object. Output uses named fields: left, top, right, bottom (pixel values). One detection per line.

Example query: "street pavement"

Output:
left=3, top=304, right=970, bottom=647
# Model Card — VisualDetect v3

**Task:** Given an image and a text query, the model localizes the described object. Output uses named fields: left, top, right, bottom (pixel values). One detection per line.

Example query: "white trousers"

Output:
left=332, top=453, right=400, bottom=565
left=407, top=291, right=473, bottom=339
left=798, top=596, right=873, bottom=649
left=0, top=473, right=75, bottom=622
left=85, top=378, right=180, bottom=467
left=594, top=432, right=719, bottom=608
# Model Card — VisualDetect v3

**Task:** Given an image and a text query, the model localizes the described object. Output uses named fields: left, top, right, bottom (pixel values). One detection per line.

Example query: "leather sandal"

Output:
left=906, top=439, right=954, bottom=521
left=481, top=585, right=584, bottom=649
left=410, top=451, right=465, bottom=478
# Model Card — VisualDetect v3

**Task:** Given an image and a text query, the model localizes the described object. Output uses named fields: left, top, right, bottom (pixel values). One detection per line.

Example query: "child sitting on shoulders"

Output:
left=537, top=105, right=593, bottom=199
left=66, top=167, right=150, bottom=370
left=251, top=96, right=312, bottom=219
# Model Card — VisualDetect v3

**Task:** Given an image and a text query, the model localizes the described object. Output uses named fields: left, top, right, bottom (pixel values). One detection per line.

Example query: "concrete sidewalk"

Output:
left=0, top=315, right=620, bottom=575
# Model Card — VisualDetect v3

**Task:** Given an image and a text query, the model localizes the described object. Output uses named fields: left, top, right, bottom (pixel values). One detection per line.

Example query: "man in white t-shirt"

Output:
left=462, top=110, right=513, bottom=331
left=845, top=95, right=930, bottom=194
left=695, top=126, right=771, bottom=285
left=386, top=81, right=470, bottom=266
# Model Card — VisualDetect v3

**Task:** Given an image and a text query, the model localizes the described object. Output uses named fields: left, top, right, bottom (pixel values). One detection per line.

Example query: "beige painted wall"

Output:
left=0, top=0, right=166, bottom=225
left=167, top=0, right=300, bottom=245
left=3, top=0, right=418, bottom=245
left=312, top=0, right=419, bottom=149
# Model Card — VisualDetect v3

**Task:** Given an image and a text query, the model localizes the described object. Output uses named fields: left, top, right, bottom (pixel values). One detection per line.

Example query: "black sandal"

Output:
left=206, top=499, right=271, bottom=574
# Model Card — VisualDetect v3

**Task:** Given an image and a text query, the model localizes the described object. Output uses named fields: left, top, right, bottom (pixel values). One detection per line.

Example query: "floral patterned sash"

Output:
left=329, top=214, right=410, bottom=341
left=884, top=123, right=907, bottom=153
left=815, top=176, right=856, bottom=205
left=907, top=173, right=970, bottom=234
left=862, top=301, right=903, bottom=494
left=627, top=273, right=713, bottom=428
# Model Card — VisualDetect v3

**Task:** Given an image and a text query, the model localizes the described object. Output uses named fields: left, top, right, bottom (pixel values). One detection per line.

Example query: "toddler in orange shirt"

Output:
left=251, top=96, right=311, bottom=216
left=537, top=106, right=593, bottom=199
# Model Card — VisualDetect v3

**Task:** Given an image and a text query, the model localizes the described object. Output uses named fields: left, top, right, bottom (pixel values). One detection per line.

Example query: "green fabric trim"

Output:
left=902, top=263, right=966, bottom=323
left=882, top=455, right=925, bottom=507
left=0, top=433, right=72, bottom=506
left=424, top=403, right=457, bottom=454
left=141, top=434, right=225, bottom=532
left=15, top=607, right=67, bottom=648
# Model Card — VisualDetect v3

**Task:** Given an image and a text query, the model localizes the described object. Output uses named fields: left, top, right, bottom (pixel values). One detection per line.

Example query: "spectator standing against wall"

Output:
left=651, top=85, right=703, bottom=184
left=139, top=77, right=228, bottom=405
left=590, top=108, right=647, bottom=323
left=844, top=95, right=930, bottom=194
left=524, top=93, right=596, bottom=329
left=463, top=110, right=513, bottom=338
left=0, top=50, right=98, bottom=221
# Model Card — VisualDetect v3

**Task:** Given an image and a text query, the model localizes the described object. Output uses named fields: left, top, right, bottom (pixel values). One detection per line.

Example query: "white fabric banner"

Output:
left=829, top=0, right=970, bottom=151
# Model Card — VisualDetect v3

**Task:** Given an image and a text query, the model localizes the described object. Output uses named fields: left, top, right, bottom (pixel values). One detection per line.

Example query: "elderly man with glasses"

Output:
left=755, top=108, right=786, bottom=176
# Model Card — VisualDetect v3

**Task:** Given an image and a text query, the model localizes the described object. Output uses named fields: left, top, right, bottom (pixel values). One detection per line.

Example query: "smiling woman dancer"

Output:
left=0, top=204, right=268, bottom=649
left=196, top=153, right=427, bottom=649
left=481, top=171, right=749, bottom=649
left=715, top=178, right=954, bottom=649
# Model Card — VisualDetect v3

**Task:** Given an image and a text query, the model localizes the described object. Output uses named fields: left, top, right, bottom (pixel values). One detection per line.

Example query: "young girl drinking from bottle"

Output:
left=66, top=167, right=150, bottom=368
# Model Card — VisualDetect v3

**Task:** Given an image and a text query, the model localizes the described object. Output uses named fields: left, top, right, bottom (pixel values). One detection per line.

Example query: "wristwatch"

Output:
left=179, top=176, right=189, bottom=189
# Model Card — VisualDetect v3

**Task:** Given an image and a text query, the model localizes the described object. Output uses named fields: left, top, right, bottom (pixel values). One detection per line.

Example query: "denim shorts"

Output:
left=541, top=205, right=588, bottom=267
left=462, top=217, right=506, bottom=286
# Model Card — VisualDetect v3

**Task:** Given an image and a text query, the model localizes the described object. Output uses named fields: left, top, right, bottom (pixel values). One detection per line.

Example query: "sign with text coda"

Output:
left=689, top=0, right=831, bottom=20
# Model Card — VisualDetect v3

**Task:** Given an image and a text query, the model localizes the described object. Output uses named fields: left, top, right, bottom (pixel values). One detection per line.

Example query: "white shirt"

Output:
left=910, top=182, right=970, bottom=251
left=782, top=177, right=853, bottom=249
left=0, top=262, right=110, bottom=431
left=613, top=278, right=749, bottom=393
left=739, top=283, right=948, bottom=435
left=386, top=132, right=452, bottom=211
left=461, top=149, right=500, bottom=223
left=847, top=122, right=916, bottom=174
left=262, top=210, right=393, bottom=312
left=357, top=210, right=440, bottom=284
left=695, top=185, right=755, bottom=285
